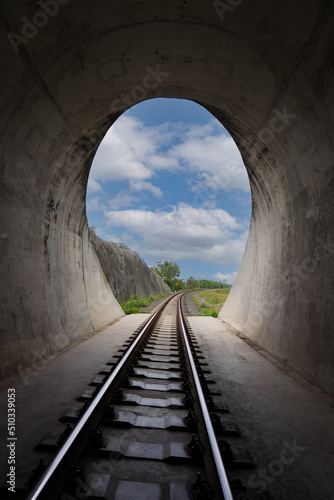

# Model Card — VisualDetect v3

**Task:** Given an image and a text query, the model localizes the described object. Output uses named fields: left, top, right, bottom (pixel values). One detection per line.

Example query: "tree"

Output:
left=186, top=276, right=199, bottom=289
left=197, top=279, right=229, bottom=289
left=152, top=260, right=180, bottom=290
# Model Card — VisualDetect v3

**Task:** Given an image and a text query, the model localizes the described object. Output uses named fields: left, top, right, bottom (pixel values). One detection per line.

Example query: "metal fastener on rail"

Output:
left=28, top=296, right=173, bottom=500
left=178, top=298, right=234, bottom=500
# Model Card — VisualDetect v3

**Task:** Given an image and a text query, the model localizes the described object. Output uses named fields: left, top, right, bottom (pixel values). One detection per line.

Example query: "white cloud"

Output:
left=148, top=154, right=179, bottom=170
left=104, top=203, right=247, bottom=266
left=90, top=116, right=180, bottom=184
left=170, top=133, right=250, bottom=193
left=90, top=116, right=153, bottom=182
left=213, top=271, right=238, bottom=284
left=86, top=196, right=106, bottom=212
left=87, top=112, right=251, bottom=272
left=88, top=115, right=250, bottom=194
left=182, top=122, right=217, bottom=139
left=130, top=180, right=163, bottom=198
left=87, top=178, right=102, bottom=193
left=107, top=192, right=139, bottom=210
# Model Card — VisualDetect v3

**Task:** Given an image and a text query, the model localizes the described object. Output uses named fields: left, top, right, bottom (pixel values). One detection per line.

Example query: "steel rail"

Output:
left=178, top=297, right=234, bottom=500
left=28, top=295, right=174, bottom=500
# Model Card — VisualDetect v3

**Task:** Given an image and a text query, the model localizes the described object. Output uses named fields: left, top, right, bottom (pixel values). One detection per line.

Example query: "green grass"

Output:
left=118, top=293, right=169, bottom=314
left=191, top=288, right=230, bottom=317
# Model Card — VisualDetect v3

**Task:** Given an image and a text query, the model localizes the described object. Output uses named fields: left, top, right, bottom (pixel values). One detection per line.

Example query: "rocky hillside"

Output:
left=90, top=233, right=170, bottom=301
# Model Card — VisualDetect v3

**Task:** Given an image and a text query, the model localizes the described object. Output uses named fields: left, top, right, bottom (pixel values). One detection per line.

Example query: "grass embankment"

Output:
left=118, top=293, right=169, bottom=314
left=191, top=288, right=230, bottom=317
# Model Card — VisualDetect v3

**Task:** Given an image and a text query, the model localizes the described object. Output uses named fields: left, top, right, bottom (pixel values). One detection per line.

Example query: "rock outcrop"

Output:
left=91, top=233, right=170, bottom=301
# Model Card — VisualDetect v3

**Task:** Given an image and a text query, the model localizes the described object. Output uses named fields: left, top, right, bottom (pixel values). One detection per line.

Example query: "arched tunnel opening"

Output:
left=0, top=1, right=334, bottom=497
left=85, top=97, right=252, bottom=299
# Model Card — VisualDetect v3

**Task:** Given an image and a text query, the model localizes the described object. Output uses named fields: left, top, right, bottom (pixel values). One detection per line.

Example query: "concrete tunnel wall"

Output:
left=0, top=1, right=333, bottom=393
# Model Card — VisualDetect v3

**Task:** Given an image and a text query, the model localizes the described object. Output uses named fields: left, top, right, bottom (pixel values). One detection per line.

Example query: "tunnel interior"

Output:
left=0, top=0, right=333, bottom=395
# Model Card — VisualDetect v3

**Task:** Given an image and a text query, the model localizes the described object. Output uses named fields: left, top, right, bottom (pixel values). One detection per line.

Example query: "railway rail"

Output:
left=15, top=292, right=263, bottom=500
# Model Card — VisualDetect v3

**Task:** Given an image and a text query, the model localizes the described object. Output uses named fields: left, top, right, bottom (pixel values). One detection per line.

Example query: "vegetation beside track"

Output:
left=191, top=288, right=230, bottom=317
left=118, top=292, right=170, bottom=314
left=118, top=288, right=231, bottom=316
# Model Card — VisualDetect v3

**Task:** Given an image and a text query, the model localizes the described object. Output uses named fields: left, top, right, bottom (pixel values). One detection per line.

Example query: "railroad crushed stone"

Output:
left=140, top=292, right=202, bottom=315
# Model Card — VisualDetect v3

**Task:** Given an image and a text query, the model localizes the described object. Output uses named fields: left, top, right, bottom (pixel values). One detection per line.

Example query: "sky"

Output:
left=86, top=98, right=251, bottom=284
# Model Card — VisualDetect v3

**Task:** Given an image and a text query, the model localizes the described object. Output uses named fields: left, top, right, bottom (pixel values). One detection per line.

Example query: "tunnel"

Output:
left=0, top=0, right=333, bottom=397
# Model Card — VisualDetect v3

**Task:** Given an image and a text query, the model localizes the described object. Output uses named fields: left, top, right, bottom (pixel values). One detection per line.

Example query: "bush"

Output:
left=201, top=307, right=218, bottom=317
left=133, top=296, right=150, bottom=308
left=118, top=292, right=170, bottom=314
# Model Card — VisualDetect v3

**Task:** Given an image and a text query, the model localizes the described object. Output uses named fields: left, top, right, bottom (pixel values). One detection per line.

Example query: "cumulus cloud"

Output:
left=86, top=196, right=106, bottom=212
left=87, top=113, right=251, bottom=273
left=130, top=180, right=163, bottom=198
left=169, top=132, right=249, bottom=192
left=90, top=116, right=179, bottom=184
left=213, top=271, right=238, bottom=284
left=90, top=116, right=153, bottom=182
left=88, top=115, right=250, bottom=194
left=104, top=203, right=247, bottom=266
left=107, top=192, right=139, bottom=210
left=87, top=178, right=102, bottom=193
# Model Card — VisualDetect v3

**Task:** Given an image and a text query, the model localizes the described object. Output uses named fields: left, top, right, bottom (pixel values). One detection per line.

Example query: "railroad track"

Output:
left=18, top=292, right=263, bottom=500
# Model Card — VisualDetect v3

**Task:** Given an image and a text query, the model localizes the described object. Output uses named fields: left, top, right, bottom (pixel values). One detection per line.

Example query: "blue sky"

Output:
left=86, top=98, right=251, bottom=284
